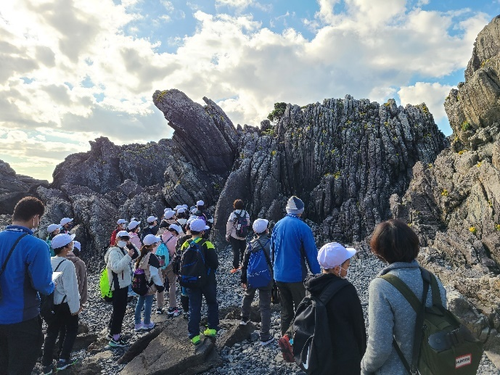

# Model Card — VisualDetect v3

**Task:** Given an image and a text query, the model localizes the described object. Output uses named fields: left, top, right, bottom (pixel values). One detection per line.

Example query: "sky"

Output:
left=0, top=0, right=498, bottom=181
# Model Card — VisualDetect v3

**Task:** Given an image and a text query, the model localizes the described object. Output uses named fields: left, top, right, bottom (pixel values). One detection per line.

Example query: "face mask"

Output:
left=32, top=217, right=39, bottom=232
left=117, top=240, right=127, bottom=248
left=339, top=266, right=349, bottom=279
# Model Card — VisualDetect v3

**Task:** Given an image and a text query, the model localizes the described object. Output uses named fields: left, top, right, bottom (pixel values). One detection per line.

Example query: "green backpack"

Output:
left=381, top=268, right=483, bottom=375
left=99, top=267, right=113, bottom=302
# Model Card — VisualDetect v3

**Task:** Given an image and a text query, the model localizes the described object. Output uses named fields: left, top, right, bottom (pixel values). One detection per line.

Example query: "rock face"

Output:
left=392, top=15, right=500, bottom=367
left=0, top=160, right=48, bottom=214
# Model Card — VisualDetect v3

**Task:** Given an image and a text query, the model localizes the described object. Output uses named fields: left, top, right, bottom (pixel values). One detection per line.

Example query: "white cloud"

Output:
left=398, top=82, right=453, bottom=123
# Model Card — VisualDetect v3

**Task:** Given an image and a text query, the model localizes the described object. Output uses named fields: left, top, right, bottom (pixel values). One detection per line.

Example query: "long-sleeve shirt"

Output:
left=0, top=226, right=54, bottom=324
left=129, top=232, right=142, bottom=251
left=226, top=210, right=250, bottom=240
left=180, top=236, right=218, bottom=282
left=66, top=252, right=88, bottom=304
left=51, top=256, right=80, bottom=314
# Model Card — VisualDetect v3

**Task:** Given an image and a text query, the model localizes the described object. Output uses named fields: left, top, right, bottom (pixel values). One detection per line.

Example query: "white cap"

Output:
left=117, top=219, right=127, bottom=225
left=196, top=200, right=204, bottom=206
left=174, top=205, right=182, bottom=211
left=176, top=207, right=186, bottom=214
left=73, top=241, right=81, bottom=251
left=317, top=242, right=357, bottom=269
left=252, top=219, right=268, bottom=234
left=168, top=223, right=182, bottom=234
left=143, top=234, right=161, bottom=246
left=147, top=216, right=158, bottom=224
left=127, top=220, right=140, bottom=230
left=182, top=204, right=188, bottom=209
left=190, top=218, right=209, bottom=232
left=117, top=230, right=130, bottom=238
left=164, top=210, right=175, bottom=219
left=60, top=217, right=73, bottom=226
left=47, top=224, right=60, bottom=233
left=51, top=233, right=75, bottom=249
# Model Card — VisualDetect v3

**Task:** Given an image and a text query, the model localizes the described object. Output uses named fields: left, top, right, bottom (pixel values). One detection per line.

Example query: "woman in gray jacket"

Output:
left=361, top=219, right=446, bottom=374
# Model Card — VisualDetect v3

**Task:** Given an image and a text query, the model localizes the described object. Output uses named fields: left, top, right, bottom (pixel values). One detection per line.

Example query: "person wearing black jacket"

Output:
left=240, top=219, right=273, bottom=346
left=304, top=242, right=366, bottom=375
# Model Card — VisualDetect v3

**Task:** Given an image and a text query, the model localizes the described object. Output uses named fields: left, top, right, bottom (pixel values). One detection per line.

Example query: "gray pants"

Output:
left=241, top=285, right=272, bottom=341
left=276, top=281, right=305, bottom=336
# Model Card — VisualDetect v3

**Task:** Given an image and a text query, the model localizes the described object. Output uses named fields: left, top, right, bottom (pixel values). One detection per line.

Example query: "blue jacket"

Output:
left=271, top=214, right=321, bottom=283
left=0, top=226, right=54, bottom=324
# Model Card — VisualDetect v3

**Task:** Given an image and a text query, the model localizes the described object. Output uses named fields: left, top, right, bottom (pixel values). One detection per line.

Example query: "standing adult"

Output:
left=226, top=199, right=250, bottom=274
left=0, top=197, right=54, bottom=375
left=271, top=196, right=320, bottom=337
left=105, top=231, right=139, bottom=347
left=361, top=219, right=446, bottom=374
left=42, top=233, right=81, bottom=373
left=59, top=218, right=74, bottom=234
left=110, top=219, right=127, bottom=247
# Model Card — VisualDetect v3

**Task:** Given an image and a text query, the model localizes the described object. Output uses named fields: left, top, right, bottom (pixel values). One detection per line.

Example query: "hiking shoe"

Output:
left=56, top=358, right=77, bottom=371
left=239, top=317, right=248, bottom=326
left=191, top=335, right=201, bottom=345
left=261, top=337, right=274, bottom=346
left=278, top=335, right=295, bottom=362
left=156, top=308, right=164, bottom=315
left=203, top=328, right=217, bottom=337
left=168, top=307, right=182, bottom=317
left=230, top=268, right=239, bottom=274
left=134, top=323, right=144, bottom=332
left=42, top=364, right=54, bottom=375
left=109, top=337, right=128, bottom=348
left=143, top=322, right=155, bottom=331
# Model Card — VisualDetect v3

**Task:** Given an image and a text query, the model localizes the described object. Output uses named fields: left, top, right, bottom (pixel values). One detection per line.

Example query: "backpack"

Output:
left=99, top=267, right=114, bottom=302
left=246, top=240, right=272, bottom=289
left=381, top=268, right=483, bottom=375
left=179, top=239, right=207, bottom=288
left=155, top=238, right=172, bottom=270
left=132, top=252, right=154, bottom=296
left=40, top=259, right=67, bottom=324
left=234, top=210, right=249, bottom=238
left=292, top=279, right=349, bottom=374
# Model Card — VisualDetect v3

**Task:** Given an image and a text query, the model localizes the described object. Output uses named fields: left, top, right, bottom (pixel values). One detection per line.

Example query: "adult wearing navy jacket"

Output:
left=0, top=197, right=55, bottom=374
left=271, top=196, right=321, bottom=336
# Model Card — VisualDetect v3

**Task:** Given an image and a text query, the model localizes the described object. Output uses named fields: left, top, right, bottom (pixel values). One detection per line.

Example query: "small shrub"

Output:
left=469, top=226, right=477, bottom=234
left=441, top=189, right=448, bottom=197
left=461, top=121, right=470, bottom=131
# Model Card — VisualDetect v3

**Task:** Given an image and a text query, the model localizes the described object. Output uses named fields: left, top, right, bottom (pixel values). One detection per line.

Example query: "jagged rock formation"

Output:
left=0, top=160, right=48, bottom=214
left=392, top=15, right=500, bottom=366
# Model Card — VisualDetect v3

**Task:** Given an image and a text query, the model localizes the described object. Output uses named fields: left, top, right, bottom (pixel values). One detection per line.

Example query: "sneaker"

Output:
left=156, top=308, right=164, bottom=315
left=109, top=337, right=128, bottom=348
left=106, top=333, right=113, bottom=341
left=42, top=364, right=54, bottom=375
left=239, top=317, right=248, bottom=326
left=191, top=335, right=201, bottom=345
left=168, top=307, right=182, bottom=317
left=230, top=268, right=239, bottom=274
left=260, top=337, right=274, bottom=346
left=278, top=335, right=295, bottom=362
left=183, top=312, right=190, bottom=320
left=56, top=358, right=77, bottom=371
left=134, top=323, right=144, bottom=332
left=143, top=322, right=155, bottom=330
left=203, top=328, right=217, bottom=337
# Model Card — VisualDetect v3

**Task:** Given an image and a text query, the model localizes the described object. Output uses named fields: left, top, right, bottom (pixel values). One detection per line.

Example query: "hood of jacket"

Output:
left=305, top=272, right=345, bottom=297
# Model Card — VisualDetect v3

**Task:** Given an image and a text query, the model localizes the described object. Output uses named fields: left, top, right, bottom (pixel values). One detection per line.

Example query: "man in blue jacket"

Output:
left=271, top=196, right=320, bottom=337
left=0, top=197, right=55, bottom=374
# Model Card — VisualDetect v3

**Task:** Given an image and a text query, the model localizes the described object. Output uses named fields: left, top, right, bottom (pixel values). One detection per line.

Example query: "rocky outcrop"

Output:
left=393, top=15, right=500, bottom=367
left=0, top=160, right=48, bottom=214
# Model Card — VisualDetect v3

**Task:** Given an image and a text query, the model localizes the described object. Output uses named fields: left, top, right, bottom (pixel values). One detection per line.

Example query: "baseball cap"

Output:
left=252, top=219, right=268, bottom=234
left=60, top=217, right=73, bottom=226
left=73, top=241, right=81, bottom=251
left=168, top=223, right=182, bottom=234
left=51, top=233, right=75, bottom=249
left=47, top=224, right=60, bottom=233
left=117, top=219, right=127, bottom=225
left=317, top=242, right=357, bottom=269
left=143, top=234, right=161, bottom=246
left=196, top=200, right=204, bottom=206
left=127, top=220, right=140, bottom=230
left=147, top=216, right=158, bottom=224
left=117, top=230, right=130, bottom=238
left=190, top=218, right=209, bottom=232
left=164, top=210, right=175, bottom=219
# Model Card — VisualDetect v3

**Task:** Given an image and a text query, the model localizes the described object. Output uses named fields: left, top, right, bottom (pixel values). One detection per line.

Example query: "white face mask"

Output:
left=117, top=240, right=127, bottom=248
left=339, top=266, right=349, bottom=279
left=32, top=216, right=39, bottom=232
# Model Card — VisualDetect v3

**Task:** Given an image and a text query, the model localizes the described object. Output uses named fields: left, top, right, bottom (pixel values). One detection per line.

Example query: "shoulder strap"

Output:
left=54, top=258, right=67, bottom=272
left=0, top=233, right=28, bottom=278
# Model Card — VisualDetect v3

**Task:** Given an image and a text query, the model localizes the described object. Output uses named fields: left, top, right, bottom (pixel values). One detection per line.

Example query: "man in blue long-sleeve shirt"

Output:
left=271, top=196, right=321, bottom=337
left=0, top=197, right=55, bottom=374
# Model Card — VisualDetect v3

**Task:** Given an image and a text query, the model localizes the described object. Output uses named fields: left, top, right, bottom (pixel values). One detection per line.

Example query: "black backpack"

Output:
left=292, top=279, right=349, bottom=374
left=179, top=239, right=207, bottom=288
left=234, top=210, right=249, bottom=238
left=40, top=259, right=67, bottom=324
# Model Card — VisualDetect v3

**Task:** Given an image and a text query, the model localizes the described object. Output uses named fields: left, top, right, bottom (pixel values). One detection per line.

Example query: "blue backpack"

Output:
left=179, top=239, right=207, bottom=288
left=247, top=239, right=272, bottom=289
left=156, top=236, right=174, bottom=270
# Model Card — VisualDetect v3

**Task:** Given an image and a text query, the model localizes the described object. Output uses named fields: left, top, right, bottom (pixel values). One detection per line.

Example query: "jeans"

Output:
left=0, top=316, right=43, bottom=375
left=135, top=294, right=154, bottom=324
left=186, top=281, right=219, bottom=339
left=109, top=286, right=128, bottom=335
left=276, top=281, right=305, bottom=336
left=42, top=303, right=78, bottom=366
left=230, top=237, right=246, bottom=269
left=241, top=284, right=272, bottom=341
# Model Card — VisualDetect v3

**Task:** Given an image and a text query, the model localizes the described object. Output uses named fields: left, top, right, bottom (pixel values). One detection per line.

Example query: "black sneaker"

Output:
left=168, top=307, right=182, bottom=317
left=109, top=337, right=128, bottom=348
left=42, top=364, right=54, bottom=375
left=56, top=358, right=77, bottom=370
left=156, top=308, right=164, bottom=315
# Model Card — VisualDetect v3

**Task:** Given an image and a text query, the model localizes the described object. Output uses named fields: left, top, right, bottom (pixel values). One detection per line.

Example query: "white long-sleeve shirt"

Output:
left=51, top=256, right=80, bottom=314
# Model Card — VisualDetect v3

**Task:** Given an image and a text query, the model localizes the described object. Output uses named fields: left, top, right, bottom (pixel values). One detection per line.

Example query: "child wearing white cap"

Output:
left=141, top=216, right=159, bottom=240
left=45, top=224, right=61, bottom=256
left=110, top=219, right=128, bottom=247
left=288, top=242, right=366, bottom=373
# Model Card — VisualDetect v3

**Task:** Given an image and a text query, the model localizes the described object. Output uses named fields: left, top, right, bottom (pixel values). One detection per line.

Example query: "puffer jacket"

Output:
left=105, top=246, right=133, bottom=290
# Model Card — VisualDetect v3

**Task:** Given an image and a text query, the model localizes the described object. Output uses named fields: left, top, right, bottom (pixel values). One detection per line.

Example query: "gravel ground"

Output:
left=66, top=244, right=499, bottom=374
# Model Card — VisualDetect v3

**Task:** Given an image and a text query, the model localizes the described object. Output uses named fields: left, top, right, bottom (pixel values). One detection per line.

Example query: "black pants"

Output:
left=42, top=303, right=78, bottom=366
left=230, top=237, right=246, bottom=269
left=276, top=281, right=305, bottom=336
left=0, top=316, right=43, bottom=375
left=109, top=286, right=128, bottom=335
